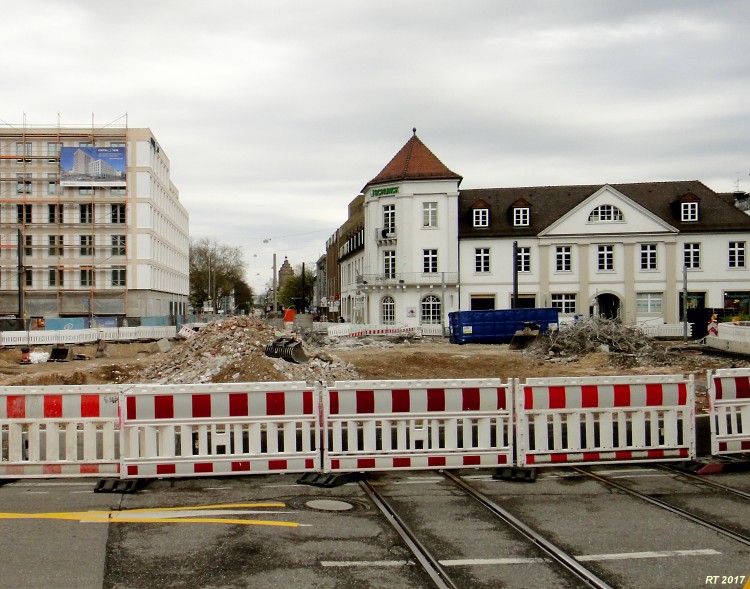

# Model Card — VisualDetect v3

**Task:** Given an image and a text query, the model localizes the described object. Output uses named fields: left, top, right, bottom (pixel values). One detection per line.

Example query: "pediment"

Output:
left=539, top=185, right=678, bottom=237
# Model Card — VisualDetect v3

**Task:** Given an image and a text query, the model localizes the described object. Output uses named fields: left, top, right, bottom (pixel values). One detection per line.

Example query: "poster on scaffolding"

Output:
left=59, top=146, right=127, bottom=186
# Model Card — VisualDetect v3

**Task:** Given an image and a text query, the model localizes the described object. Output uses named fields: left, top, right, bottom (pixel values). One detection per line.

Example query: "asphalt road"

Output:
left=0, top=466, right=749, bottom=589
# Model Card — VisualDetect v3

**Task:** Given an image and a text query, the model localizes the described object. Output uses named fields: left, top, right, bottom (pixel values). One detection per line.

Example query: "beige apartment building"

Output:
left=0, top=122, right=189, bottom=319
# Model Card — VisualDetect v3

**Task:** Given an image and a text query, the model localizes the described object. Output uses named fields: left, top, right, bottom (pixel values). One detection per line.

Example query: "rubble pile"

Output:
left=137, top=316, right=359, bottom=385
left=525, top=316, right=677, bottom=368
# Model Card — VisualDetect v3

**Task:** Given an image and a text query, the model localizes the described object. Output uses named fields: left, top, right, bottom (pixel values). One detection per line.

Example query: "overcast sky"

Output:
left=4, top=1, right=749, bottom=292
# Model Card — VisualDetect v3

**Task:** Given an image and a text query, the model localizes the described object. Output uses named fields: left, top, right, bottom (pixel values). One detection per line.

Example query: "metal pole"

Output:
left=272, top=253, right=278, bottom=314
left=301, top=262, right=306, bottom=313
left=512, top=241, right=519, bottom=309
left=17, top=228, right=23, bottom=321
left=682, top=265, right=688, bottom=341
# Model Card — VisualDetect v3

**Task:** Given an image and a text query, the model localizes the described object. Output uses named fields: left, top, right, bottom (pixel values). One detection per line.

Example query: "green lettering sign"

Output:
left=371, top=186, right=399, bottom=197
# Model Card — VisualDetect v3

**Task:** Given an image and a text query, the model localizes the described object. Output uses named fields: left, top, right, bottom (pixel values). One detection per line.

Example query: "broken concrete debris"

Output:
left=137, top=316, right=359, bottom=385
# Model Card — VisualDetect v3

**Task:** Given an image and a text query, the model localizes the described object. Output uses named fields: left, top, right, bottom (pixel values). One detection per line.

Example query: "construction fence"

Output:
left=3, top=369, right=746, bottom=480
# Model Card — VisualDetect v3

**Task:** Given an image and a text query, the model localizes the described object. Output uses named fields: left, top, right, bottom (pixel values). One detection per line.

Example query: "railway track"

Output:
left=571, top=466, right=750, bottom=547
left=360, top=473, right=613, bottom=589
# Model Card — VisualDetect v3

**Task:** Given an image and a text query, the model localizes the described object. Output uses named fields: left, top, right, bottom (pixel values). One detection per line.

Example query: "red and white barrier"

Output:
left=708, top=368, right=750, bottom=455
left=0, top=385, right=122, bottom=478
left=120, top=382, right=320, bottom=478
left=323, top=379, right=512, bottom=472
left=515, top=375, right=694, bottom=467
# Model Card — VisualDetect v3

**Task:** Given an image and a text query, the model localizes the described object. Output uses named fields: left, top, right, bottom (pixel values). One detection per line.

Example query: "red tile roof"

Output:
left=367, top=129, right=462, bottom=187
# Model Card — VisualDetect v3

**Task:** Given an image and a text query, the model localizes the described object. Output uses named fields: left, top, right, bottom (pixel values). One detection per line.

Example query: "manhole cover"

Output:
left=305, top=499, right=355, bottom=511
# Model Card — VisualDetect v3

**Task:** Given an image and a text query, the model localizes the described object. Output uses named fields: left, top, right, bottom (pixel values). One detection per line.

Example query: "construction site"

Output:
left=0, top=316, right=743, bottom=415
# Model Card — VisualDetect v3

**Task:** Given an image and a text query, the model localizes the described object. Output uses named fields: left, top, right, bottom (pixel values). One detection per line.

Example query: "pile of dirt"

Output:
left=135, top=316, right=359, bottom=385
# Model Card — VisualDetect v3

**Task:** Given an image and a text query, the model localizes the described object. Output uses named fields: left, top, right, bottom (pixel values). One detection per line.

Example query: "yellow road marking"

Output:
left=0, top=501, right=300, bottom=527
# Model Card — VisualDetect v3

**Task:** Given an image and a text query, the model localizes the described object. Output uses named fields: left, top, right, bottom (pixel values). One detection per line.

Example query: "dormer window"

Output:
left=681, top=201, right=699, bottom=222
left=513, top=207, right=530, bottom=226
left=588, top=204, right=623, bottom=222
left=673, top=192, right=701, bottom=222
left=473, top=208, right=489, bottom=227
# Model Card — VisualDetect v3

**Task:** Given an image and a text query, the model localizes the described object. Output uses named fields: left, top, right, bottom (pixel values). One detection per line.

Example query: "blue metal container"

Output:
left=448, top=308, right=559, bottom=344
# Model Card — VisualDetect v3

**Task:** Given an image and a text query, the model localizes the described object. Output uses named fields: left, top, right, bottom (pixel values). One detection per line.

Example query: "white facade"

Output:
left=332, top=134, right=750, bottom=330
left=341, top=178, right=461, bottom=327
left=0, top=124, right=189, bottom=318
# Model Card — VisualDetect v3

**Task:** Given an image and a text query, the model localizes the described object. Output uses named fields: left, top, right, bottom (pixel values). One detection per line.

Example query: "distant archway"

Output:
left=594, top=293, right=621, bottom=320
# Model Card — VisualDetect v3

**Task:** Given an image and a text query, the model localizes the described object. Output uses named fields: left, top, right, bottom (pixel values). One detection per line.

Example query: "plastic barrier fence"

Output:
left=120, top=382, right=320, bottom=478
left=515, top=375, right=695, bottom=467
left=323, top=379, right=512, bottom=472
left=708, top=368, right=750, bottom=455
left=0, top=326, right=177, bottom=347
left=0, top=385, right=123, bottom=478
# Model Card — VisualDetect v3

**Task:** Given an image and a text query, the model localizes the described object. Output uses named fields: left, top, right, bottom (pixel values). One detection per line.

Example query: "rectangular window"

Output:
left=597, top=244, right=614, bottom=271
left=16, top=142, right=31, bottom=163
left=513, top=207, right=530, bottom=226
left=383, top=250, right=395, bottom=279
left=422, top=202, right=438, bottom=227
left=48, top=235, right=64, bottom=256
left=48, top=267, right=58, bottom=286
left=47, top=142, right=61, bottom=163
left=112, top=266, right=126, bottom=287
left=79, top=186, right=94, bottom=195
left=729, top=241, right=746, bottom=268
left=25, top=268, right=32, bottom=287
left=80, top=203, right=93, bottom=224
left=516, top=246, right=531, bottom=272
left=684, top=242, right=701, bottom=269
left=25, top=235, right=33, bottom=258
left=48, top=204, right=63, bottom=224
left=555, top=246, right=572, bottom=272
left=473, top=208, right=489, bottom=227
left=636, top=292, right=663, bottom=313
left=640, top=244, right=657, bottom=270
left=551, top=293, right=577, bottom=314
left=382, top=204, right=395, bottom=233
left=423, top=249, right=438, bottom=273
left=110, top=186, right=127, bottom=196
left=111, top=235, right=126, bottom=256
left=111, top=204, right=126, bottom=224
left=47, top=173, right=57, bottom=195
left=17, top=204, right=32, bottom=224
left=475, top=248, right=490, bottom=273
left=80, top=235, right=93, bottom=256
left=16, top=174, right=32, bottom=194
left=80, top=267, right=93, bottom=287
left=681, top=202, right=699, bottom=221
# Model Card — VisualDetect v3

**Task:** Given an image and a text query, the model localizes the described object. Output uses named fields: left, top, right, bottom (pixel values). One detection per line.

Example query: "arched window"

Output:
left=381, top=296, right=395, bottom=325
left=588, top=204, right=623, bottom=222
left=421, top=295, right=442, bottom=325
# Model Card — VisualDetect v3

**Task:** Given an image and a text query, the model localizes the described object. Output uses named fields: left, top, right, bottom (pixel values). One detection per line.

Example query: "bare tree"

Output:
left=189, top=238, right=248, bottom=312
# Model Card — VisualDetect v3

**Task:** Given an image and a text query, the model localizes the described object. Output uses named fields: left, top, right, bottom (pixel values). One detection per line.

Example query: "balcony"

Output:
left=375, top=227, right=397, bottom=245
left=357, top=271, right=459, bottom=288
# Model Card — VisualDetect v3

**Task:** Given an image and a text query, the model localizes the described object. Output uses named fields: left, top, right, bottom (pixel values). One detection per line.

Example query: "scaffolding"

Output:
left=0, top=115, right=130, bottom=317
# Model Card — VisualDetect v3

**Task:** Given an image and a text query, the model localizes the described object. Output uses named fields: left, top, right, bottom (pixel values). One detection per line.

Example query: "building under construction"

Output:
left=0, top=118, right=189, bottom=320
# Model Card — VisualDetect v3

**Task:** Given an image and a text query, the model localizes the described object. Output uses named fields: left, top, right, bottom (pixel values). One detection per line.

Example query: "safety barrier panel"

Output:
left=323, top=379, right=512, bottom=472
left=0, top=385, right=123, bottom=478
left=708, top=368, right=750, bottom=455
left=515, top=375, right=694, bottom=467
left=0, top=331, right=30, bottom=346
left=120, top=382, right=320, bottom=479
left=0, top=375, right=709, bottom=481
left=636, top=323, right=692, bottom=338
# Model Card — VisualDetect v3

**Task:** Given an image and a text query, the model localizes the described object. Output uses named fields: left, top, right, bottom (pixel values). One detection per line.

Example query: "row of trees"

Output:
left=189, top=238, right=253, bottom=314
left=189, top=238, right=317, bottom=315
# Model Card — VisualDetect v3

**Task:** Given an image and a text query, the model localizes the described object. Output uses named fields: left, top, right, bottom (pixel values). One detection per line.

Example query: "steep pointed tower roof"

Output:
left=367, top=129, right=462, bottom=187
